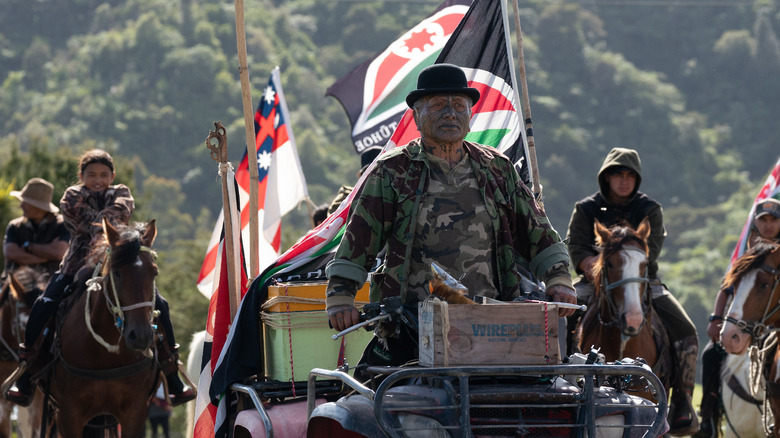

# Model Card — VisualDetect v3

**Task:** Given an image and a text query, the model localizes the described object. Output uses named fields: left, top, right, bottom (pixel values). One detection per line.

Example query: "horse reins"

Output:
left=725, top=264, right=780, bottom=341
left=84, top=244, right=158, bottom=354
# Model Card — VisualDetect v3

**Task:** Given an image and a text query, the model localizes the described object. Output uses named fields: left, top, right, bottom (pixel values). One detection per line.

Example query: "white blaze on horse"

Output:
left=720, top=240, right=780, bottom=437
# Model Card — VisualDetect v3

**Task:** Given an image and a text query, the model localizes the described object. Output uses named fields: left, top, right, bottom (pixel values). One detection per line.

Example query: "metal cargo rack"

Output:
left=307, top=363, right=667, bottom=438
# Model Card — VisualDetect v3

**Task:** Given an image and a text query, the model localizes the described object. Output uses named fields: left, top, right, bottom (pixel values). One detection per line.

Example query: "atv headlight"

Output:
left=397, top=413, right=449, bottom=438
left=593, top=414, right=625, bottom=438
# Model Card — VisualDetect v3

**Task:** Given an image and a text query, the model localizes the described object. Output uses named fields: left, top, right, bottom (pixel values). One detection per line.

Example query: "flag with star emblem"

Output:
left=194, top=67, right=307, bottom=437
left=326, top=0, right=471, bottom=154
left=197, top=66, right=308, bottom=297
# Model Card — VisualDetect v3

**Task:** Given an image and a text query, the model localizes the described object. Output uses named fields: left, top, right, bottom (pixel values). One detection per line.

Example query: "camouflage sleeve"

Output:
left=503, top=162, right=571, bottom=278
left=541, top=263, right=574, bottom=290
left=96, top=185, right=134, bottom=227
left=329, top=165, right=395, bottom=274
left=60, top=185, right=100, bottom=237
left=325, top=276, right=360, bottom=308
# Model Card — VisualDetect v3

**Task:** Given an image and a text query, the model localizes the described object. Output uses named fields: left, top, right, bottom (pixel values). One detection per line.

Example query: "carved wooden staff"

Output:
left=206, top=122, right=240, bottom=319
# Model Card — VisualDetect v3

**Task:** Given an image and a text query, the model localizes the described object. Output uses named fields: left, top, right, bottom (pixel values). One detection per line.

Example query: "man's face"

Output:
left=755, top=214, right=780, bottom=240
left=414, top=94, right=472, bottom=144
left=21, top=202, right=47, bottom=221
left=605, top=170, right=637, bottom=200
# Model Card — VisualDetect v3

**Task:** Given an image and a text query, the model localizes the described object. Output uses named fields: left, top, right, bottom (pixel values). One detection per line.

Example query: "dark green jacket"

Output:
left=566, top=147, right=665, bottom=279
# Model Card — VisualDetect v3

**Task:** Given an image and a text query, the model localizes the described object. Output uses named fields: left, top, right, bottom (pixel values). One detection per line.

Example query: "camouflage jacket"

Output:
left=326, top=139, right=571, bottom=303
left=59, top=184, right=134, bottom=276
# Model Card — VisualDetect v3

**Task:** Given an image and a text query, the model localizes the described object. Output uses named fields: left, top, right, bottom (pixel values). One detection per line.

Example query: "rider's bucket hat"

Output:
left=11, top=178, right=59, bottom=214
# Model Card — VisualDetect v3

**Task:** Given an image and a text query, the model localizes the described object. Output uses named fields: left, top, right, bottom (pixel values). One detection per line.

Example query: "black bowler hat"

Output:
left=405, top=63, right=480, bottom=108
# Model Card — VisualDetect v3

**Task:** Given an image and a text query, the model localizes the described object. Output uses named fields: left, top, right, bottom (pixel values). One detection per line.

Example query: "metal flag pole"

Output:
left=206, top=122, right=240, bottom=320
left=234, top=0, right=260, bottom=281
left=510, top=0, right=543, bottom=204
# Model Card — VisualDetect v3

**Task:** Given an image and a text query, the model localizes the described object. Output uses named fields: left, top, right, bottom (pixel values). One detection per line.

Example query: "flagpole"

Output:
left=510, top=0, right=543, bottom=203
left=206, top=122, right=240, bottom=319
left=234, top=0, right=260, bottom=282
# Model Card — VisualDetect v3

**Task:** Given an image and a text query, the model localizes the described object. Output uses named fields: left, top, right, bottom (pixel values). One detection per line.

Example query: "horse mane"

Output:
left=86, top=222, right=148, bottom=269
left=592, top=223, right=650, bottom=294
left=723, top=240, right=780, bottom=290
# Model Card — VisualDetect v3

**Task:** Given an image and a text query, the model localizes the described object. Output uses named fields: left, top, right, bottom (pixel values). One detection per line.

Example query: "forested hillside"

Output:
left=1, top=0, right=778, bottom=428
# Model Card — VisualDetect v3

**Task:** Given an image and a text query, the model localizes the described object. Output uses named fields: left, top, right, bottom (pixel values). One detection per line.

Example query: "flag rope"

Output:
left=284, top=284, right=297, bottom=396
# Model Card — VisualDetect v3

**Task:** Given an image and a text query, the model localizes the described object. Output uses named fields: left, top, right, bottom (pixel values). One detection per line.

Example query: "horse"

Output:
left=185, top=329, right=206, bottom=438
left=721, top=352, right=766, bottom=438
left=0, top=266, right=49, bottom=438
left=578, top=218, right=672, bottom=402
left=42, top=218, right=161, bottom=437
left=720, top=240, right=780, bottom=437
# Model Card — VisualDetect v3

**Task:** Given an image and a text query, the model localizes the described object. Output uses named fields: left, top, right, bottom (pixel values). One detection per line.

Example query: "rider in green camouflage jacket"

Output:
left=324, top=64, right=575, bottom=373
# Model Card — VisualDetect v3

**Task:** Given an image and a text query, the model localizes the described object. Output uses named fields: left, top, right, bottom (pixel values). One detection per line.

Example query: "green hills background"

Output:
left=1, top=0, right=778, bottom=432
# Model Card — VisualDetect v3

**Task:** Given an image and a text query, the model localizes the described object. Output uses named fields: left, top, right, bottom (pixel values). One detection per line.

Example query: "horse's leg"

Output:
left=0, top=400, right=11, bottom=438
left=115, top=408, right=149, bottom=438
left=54, top=412, right=82, bottom=438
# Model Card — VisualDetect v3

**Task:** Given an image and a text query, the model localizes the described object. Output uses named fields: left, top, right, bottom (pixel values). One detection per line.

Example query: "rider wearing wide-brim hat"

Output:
left=3, top=177, right=70, bottom=278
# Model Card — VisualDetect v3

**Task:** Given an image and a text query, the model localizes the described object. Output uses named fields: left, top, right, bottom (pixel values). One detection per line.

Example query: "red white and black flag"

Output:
left=326, top=0, right=471, bottom=154
left=386, top=0, right=530, bottom=184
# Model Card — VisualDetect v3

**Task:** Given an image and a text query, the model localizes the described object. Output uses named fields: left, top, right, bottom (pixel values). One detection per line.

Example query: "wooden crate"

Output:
left=418, top=300, right=560, bottom=367
left=262, top=281, right=372, bottom=382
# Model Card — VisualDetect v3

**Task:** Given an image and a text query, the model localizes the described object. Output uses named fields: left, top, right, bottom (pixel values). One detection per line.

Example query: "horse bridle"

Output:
left=725, top=264, right=780, bottom=341
left=598, top=247, right=652, bottom=329
left=84, top=245, right=159, bottom=354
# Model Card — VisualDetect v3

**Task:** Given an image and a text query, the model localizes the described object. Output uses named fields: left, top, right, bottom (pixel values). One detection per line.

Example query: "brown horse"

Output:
left=720, top=240, right=780, bottom=437
left=578, top=219, right=671, bottom=401
left=44, top=218, right=161, bottom=437
left=0, top=266, right=46, bottom=438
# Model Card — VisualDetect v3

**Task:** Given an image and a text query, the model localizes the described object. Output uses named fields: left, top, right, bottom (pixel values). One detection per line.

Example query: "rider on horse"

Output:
left=2, top=177, right=69, bottom=281
left=5, top=149, right=195, bottom=407
left=698, top=197, right=780, bottom=438
left=565, top=147, right=700, bottom=436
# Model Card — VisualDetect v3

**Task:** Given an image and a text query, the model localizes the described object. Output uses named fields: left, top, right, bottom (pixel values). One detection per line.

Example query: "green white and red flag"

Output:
left=327, top=0, right=471, bottom=154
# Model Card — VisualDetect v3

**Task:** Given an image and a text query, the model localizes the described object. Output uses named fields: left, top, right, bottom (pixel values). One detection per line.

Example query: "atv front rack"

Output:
left=307, top=363, right=667, bottom=438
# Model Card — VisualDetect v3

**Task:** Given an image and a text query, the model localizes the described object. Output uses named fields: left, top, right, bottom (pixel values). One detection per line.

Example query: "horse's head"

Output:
left=721, top=241, right=780, bottom=355
left=593, top=218, right=652, bottom=337
left=3, top=265, right=49, bottom=335
left=99, top=217, right=158, bottom=353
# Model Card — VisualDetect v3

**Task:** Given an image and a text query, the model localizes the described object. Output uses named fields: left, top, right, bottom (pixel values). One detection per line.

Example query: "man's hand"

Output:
left=546, top=285, right=577, bottom=317
left=707, top=319, right=723, bottom=343
left=580, top=255, right=599, bottom=283
left=327, top=304, right=361, bottom=332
